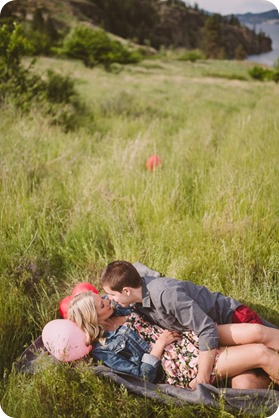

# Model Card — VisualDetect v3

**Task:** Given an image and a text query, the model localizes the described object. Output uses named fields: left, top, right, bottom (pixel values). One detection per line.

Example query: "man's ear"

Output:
left=122, top=287, right=131, bottom=295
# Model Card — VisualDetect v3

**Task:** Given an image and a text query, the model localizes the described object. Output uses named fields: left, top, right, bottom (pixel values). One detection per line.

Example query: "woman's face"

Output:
left=93, top=293, right=114, bottom=322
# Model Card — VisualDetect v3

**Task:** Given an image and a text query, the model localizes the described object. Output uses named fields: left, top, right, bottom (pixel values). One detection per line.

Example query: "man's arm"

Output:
left=189, top=348, right=217, bottom=390
left=161, top=287, right=219, bottom=387
left=162, top=287, right=220, bottom=347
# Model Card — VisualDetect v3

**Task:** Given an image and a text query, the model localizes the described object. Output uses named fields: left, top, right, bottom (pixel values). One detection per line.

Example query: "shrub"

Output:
left=248, top=65, right=275, bottom=82
left=60, top=25, right=142, bottom=69
left=248, top=65, right=266, bottom=81
left=44, top=70, right=76, bottom=103
left=0, top=23, right=47, bottom=109
left=25, top=30, right=53, bottom=55
left=0, top=22, right=32, bottom=88
left=271, top=70, right=279, bottom=83
left=178, top=49, right=205, bottom=62
left=0, top=22, right=87, bottom=131
left=42, top=70, right=86, bottom=132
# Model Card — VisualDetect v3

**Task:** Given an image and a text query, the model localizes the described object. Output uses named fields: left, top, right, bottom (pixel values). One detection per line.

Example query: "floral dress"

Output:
left=124, top=312, right=218, bottom=388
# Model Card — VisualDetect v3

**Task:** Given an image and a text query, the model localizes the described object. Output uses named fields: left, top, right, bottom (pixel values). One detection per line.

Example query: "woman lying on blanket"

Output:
left=68, top=291, right=279, bottom=390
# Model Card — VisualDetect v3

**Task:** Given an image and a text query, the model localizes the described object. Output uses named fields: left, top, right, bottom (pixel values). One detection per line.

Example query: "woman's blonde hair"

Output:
left=68, top=291, right=105, bottom=346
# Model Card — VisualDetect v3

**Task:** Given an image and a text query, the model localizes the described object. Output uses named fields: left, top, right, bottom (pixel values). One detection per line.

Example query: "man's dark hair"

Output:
left=100, top=260, right=142, bottom=291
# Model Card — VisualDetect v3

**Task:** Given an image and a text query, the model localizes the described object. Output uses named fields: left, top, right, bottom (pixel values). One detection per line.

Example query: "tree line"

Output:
left=1, top=0, right=272, bottom=59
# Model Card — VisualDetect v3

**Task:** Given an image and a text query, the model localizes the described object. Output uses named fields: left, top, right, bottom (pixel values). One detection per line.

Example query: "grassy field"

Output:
left=0, top=56, right=279, bottom=417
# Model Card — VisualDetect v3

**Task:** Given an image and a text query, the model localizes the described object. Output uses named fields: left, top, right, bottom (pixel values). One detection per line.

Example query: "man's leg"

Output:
left=218, top=323, right=279, bottom=352
left=259, top=316, right=279, bottom=329
left=232, top=305, right=264, bottom=324
left=232, top=305, right=278, bottom=329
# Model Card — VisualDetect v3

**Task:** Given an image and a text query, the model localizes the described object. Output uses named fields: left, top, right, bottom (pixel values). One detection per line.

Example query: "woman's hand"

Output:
left=150, top=330, right=181, bottom=360
left=157, top=330, right=181, bottom=346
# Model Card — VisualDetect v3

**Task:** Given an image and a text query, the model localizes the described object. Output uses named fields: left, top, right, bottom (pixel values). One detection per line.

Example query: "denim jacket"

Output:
left=91, top=325, right=165, bottom=382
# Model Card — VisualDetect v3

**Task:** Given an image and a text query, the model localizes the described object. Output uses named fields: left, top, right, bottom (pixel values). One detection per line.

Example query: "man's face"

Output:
left=103, top=285, right=134, bottom=307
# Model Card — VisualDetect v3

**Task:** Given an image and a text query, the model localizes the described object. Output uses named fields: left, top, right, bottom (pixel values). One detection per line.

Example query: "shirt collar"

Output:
left=141, top=277, right=151, bottom=308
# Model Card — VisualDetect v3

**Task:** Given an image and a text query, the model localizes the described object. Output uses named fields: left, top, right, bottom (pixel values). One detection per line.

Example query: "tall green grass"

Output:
left=1, top=57, right=278, bottom=417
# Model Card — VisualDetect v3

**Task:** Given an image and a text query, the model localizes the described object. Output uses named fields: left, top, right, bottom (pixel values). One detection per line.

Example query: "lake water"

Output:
left=246, top=22, right=279, bottom=67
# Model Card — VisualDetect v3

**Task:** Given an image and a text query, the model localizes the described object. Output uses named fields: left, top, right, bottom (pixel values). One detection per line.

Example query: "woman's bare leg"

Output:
left=231, top=370, right=271, bottom=389
left=215, top=344, right=279, bottom=384
left=217, top=323, right=279, bottom=351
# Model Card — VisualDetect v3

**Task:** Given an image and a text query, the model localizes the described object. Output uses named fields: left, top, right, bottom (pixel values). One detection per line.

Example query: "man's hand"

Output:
left=189, top=349, right=217, bottom=390
left=189, top=373, right=210, bottom=390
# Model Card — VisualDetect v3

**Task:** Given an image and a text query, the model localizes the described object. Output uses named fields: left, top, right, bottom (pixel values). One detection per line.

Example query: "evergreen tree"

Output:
left=32, top=8, right=45, bottom=32
left=229, top=15, right=240, bottom=27
left=45, top=16, right=59, bottom=42
left=202, top=14, right=223, bottom=58
left=234, top=44, right=246, bottom=60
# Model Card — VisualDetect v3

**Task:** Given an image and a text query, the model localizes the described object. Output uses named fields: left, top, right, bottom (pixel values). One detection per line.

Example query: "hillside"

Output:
left=235, top=9, right=279, bottom=25
left=1, top=0, right=272, bottom=58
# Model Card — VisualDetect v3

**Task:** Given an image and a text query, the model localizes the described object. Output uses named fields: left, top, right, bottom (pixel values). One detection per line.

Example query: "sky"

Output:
left=187, top=0, right=277, bottom=15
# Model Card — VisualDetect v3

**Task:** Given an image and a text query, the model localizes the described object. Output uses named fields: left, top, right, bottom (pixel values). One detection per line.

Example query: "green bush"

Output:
left=44, top=70, right=76, bottom=103
left=0, top=22, right=33, bottom=95
left=248, top=65, right=267, bottom=81
left=60, top=25, right=142, bottom=68
left=178, top=49, right=205, bottom=62
left=42, top=70, right=86, bottom=132
left=0, top=23, right=87, bottom=131
left=0, top=23, right=49, bottom=111
left=248, top=65, right=276, bottom=82
left=0, top=23, right=32, bottom=74
left=25, top=30, right=54, bottom=55
left=271, top=70, right=279, bottom=83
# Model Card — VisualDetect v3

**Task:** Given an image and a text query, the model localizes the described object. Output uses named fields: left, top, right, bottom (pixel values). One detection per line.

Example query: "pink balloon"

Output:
left=72, top=282, right=99, bottom=297
left=42, top=319, right=92, bottom=362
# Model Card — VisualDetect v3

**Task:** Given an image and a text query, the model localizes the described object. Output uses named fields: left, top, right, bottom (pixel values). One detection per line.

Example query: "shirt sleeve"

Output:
left=93, top=349, right=161, bottom=382
left=161, top=286, right=219, bottom=351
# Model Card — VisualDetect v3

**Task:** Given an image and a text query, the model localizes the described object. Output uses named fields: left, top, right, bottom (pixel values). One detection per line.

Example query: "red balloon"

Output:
left=59, top=282, right=99, bottom=319
left=72, top=282, right=99, bottom=296
left=146, top=154, right=162, bottom=171
left=59, top=295, right=72, bottom=319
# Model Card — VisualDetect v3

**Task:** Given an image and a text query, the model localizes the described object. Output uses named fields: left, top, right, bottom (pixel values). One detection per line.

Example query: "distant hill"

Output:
left=1, top=0, right=273, bottom=59
left=234, top=9, right=279, bottom=25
